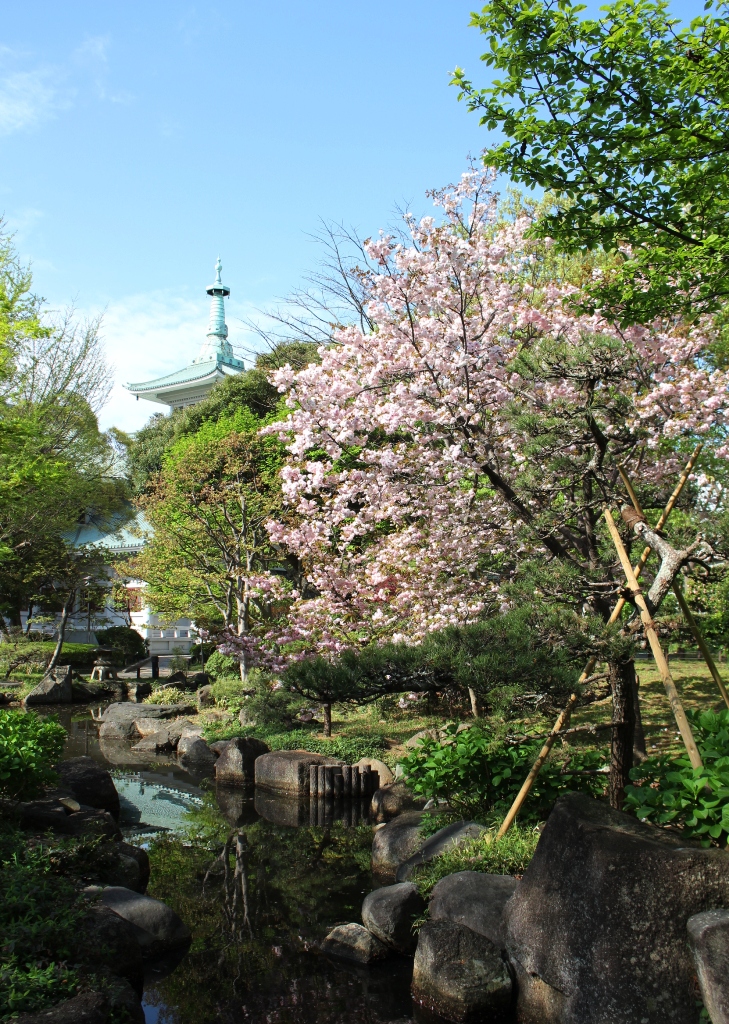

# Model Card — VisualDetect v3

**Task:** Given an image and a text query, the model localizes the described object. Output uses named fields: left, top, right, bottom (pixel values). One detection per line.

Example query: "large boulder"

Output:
left=372, top=811, right=426, bottom=883
left=412, top=920, right=512, bottom=1023
left=361, top=882, right=426, bottom=954
left=214, top=736, right=270, bottom=786
left=97, top=885, right=191, bottom=958
left=505, top=792, right=729, bottom=1024
left=688, top=910, right=729, bottom=1024
left=430, top=871, right=518, bottom=949
left=395, top=820, right=487, bottom=882
left=178, top=734, right=216, bottom=769
left=371, top=780, right=426, bottom=823
left=131, top=730, right=173, bottom=753
left=19, top=797, right=121, bottom=840
left=94, top=841, right=150, bottom=893
left=321, top=922, right=390, bottom=964
left=23, top=665, right=73, bottom=705
left=254, top=749, right=343, bottom=797
left=55, top=756, right=120, bottom=820
left=75, top=904, right=144, bottom=981
left=12, top=991, right=111, bottom=1024
left=355, top=757, right=394, bottom=787
left=98, top=703, right=189, bottom=740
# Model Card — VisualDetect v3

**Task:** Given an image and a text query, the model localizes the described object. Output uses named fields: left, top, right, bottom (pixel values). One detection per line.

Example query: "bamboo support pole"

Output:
left=496, top=445, right=703, bottom=838
left=603, top=508, right=702, bottom=769
left=672, top=584, right=729, bottom=709
left=617, top=462, right=729, bottom=711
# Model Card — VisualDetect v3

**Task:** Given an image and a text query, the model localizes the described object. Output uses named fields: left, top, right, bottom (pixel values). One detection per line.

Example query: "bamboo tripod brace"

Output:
left=497, top=444, right=703, bottom=837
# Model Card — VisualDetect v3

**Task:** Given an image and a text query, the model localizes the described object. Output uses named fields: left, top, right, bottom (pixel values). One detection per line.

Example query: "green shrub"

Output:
left=0, top=826, right=85, bottom=1019
left=94, top=626, right=147, bottom=665
left=143, top=686, right=189, bottom=705
left=0, top=711, right=66, bottom=801
left=399, top=722, right=607, bottom=823
left=204, top=651, right=238, bottom=680
left=412, top=824, right=541, bottom=898
left=0, top=642, right=98, bottom=677
left=625, top=707, right=729, bottom=844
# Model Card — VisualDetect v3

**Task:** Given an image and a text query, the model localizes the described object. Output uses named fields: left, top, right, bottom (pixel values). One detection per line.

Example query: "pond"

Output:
left=55, top=706, right=421, bottom=1024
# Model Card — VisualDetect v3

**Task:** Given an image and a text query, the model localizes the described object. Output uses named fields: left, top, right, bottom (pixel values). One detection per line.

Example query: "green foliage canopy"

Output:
left=454, top=0, right=729, bottom=322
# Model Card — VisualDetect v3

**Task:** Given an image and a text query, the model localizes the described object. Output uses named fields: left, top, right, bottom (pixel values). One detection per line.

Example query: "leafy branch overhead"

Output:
left=453, top=0, right=729, bottom=323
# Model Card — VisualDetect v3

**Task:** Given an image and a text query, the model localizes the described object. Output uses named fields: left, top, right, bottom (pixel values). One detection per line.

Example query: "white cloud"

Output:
left=0, top=67, right=64, bottom=135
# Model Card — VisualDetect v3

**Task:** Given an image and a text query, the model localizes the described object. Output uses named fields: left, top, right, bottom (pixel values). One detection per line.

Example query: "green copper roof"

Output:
left=126, top=359, right=224, bottom=393
left=67, top=507, right=151, bottom=553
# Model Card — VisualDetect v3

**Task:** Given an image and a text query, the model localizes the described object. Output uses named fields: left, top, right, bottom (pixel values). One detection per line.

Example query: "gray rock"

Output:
left=254, top=749, right=343, bottom=797
left=361, top=882, right=426, bottom=954
left=95, top=841, right=150, bottom=893
left=166, top=670, right=187, bottom=686
left=71, top=680, right=110, bottom=702
left=98, top=885, right=191, bottom=957
left=430, top=871, right=517, bottom=949
left=372, top=810, right=426, bottom=883
left=405, top=729, right=439, bottom=748
left=505, top=792, right=729, bottom=1024
left=132, top=730, right=173, bottom=752
left=75, top=904, right=144, bottom=980
left=98, top=703, right=190, bottom=739
left=371, top=780, right=426, bottom=823
left=11, top=991, right=110, bottom=1024
left=209, top=739, right=231, bottom=755
left=355, top=757, right=394, bottom=786
left=19, top=798, right=121, bottom=840
left=198, top=684, right=215, bottom=707
left=412, top=920, right=512, bottom=1023
left=177, top=731, right=215, bottom=768
left=56, top=756, right=120, bottom=820
left=321, top=922, right=390, bottom=964
left=396, top=821, right=487, bottom=882
left=189, top=671, right=210, bottom=688
left=214, top=736, right=270, bottom=786
left=23, top=666, right=73, bottom=705
left=688, top=909, right=729, bottom=1024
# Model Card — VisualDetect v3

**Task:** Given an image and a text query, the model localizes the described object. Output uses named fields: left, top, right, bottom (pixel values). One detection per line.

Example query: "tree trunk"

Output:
left=632, top=671, right=647, bottom=762
left=608, top=658, right=636, bottom=810
left=322, top=702, right=332, bottom=737
left=468, top=687, right=480, bottom=718
left=47, top=591, right=75, bottom=673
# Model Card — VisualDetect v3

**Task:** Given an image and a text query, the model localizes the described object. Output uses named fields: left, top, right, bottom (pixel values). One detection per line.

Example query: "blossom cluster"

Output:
left=258, top=170, right=729, bottom=661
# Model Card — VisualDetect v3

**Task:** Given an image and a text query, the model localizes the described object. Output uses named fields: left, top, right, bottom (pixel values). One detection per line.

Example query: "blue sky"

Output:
left=1, top=2, right=488, bottom=431
left=1, top=1, right=700, bottom=432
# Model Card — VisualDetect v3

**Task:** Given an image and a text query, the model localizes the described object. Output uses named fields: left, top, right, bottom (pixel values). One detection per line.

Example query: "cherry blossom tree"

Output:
left=259, top=169, right=729, bottom=804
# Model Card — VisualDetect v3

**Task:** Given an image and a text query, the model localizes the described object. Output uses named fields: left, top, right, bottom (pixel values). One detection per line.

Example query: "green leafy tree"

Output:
left=453, top=0, right=729, bottom=322
left=126, top=341, right=320, bottom=493
left=130, top=409, right=293, bottom=678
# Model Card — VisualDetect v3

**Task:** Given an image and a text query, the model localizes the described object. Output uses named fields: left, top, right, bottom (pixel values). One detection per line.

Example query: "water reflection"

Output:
left=53, top=706, right=418, bottom=1024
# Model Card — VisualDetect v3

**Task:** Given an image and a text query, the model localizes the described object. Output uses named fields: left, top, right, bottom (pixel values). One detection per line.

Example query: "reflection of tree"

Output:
left=145, top=798, right=411, bottom=1024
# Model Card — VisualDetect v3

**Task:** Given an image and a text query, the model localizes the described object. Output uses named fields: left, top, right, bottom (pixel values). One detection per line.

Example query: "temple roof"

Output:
left=126, top=358, right=232, bottom=393
left=68, top=507, right=151, bottom=554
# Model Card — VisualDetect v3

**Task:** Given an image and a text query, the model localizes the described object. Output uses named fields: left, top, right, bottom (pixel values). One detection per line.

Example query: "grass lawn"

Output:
left=571, top=656, right=728, bottom=758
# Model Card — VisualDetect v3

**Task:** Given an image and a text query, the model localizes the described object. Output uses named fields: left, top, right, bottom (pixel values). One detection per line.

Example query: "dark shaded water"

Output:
left=54, top=706, right=420, bottom=1024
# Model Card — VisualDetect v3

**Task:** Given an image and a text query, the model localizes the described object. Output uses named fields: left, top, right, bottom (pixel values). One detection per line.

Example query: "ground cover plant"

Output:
left=0, top=710, right=66, bottom=801
left=399, top=721, right=608, bottom=823
left=411, top=823, right=541, bottom=898
left=0, top=826, right=84, bottom=1020
left=625, top=706, right=729, bottom=844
